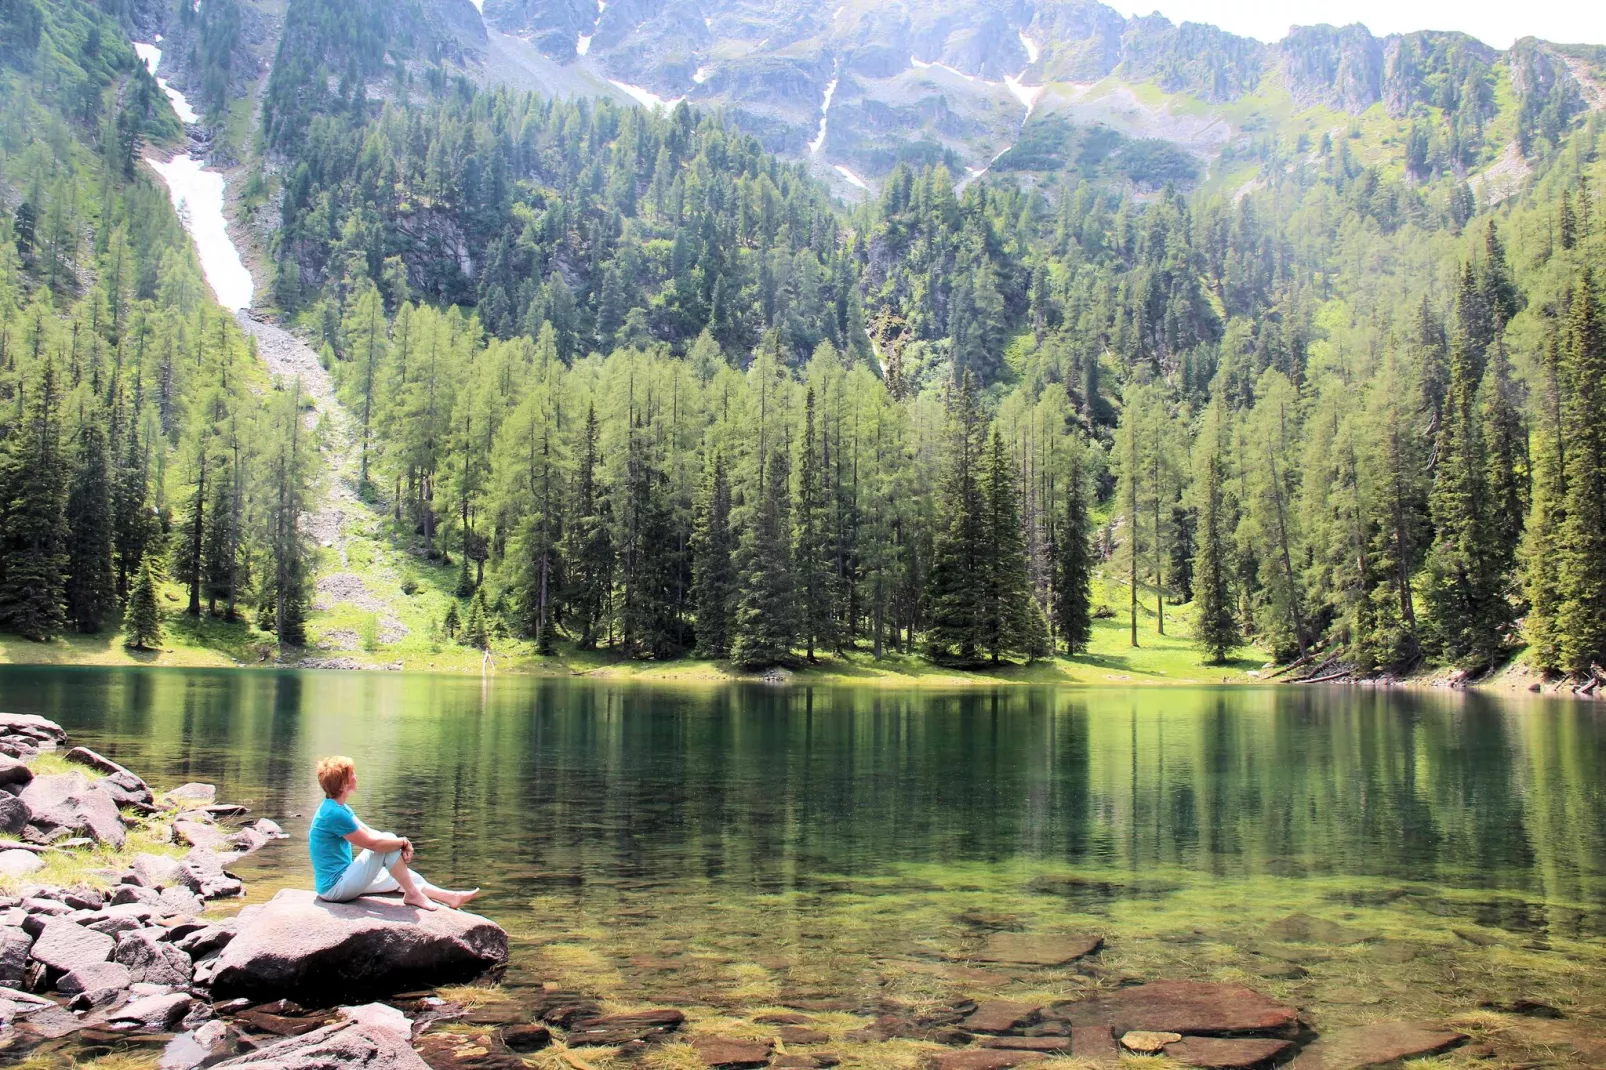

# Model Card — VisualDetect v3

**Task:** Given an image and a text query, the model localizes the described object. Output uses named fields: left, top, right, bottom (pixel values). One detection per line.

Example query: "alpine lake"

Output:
left=0, top=665, right=1602, bottom=1068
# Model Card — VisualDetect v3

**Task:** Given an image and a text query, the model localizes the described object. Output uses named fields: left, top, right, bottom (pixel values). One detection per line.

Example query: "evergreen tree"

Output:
left=0, top=358, right=69, bottom=640
left=731, top=446, right=796, bottom=668
left=794, top=387, right=832, bottom=659
left=442, top=601, right=461, bottom=639
left=925, top=373, right=988, bottom=661
left=123, top=557, right=163, bottom=651
left=463, top=589, right=489, bottom=650
left=1523, top=328, right=1568, bottom=670
left=617, top=419, right=679, bottom=658
left=979, top=428, right=1039, bottom=663
left=1556, top=270, right=1606, bottom=673
left=64, top=416, right=117, bottom=632
left=690, top=451, right=735, bottom=658
left=1192, top=426, right=1237, bottom=664
left=563, top=403, right=613, bottom=649
left=1055, top=454, right=1094, bottom=655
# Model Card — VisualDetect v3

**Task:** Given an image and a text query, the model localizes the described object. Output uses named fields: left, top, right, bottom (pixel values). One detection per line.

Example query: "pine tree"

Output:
left=563, top=403, right=613, bottom=649
left=731, top=446, right=796, bottom=668
left=64, top=416, right=117, bottom=633
left=1556, top=269, right=1606, bottom=673
left=516, top=427, right=563, bottom=656
left=690, top=451, right=735, bottom=658
left=463, top=589, right=489, bottom=649
left=925, top=372, right=988, bottom=661
left=1192, top=435, right=1237, bottom=664
left=123, top=557, right=163, bottom=651
left=1523, top=328, right=1568, bottom=670
left=1055, top=454, right=1094, bottom=655
left=794, top=387, right=833, bottom=659
left=979, top=428, right=1039, bottom=663
left=617, top=419, right=678, bottom=658
left=1424, top=324, right=1511, bottom=669
left=442, top=601, right=461, bottom=639
left=0, top=358, right=69, bottom=640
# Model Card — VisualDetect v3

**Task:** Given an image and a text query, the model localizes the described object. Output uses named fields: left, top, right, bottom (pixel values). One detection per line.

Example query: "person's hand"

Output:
left=400, top=837, right=414, bottom=863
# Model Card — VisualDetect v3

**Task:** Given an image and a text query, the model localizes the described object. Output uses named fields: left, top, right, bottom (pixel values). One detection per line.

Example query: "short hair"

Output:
left=316, top=756, right=355, bottom=798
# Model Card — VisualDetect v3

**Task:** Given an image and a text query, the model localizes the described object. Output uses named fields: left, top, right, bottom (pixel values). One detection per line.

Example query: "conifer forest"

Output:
left=2, top=0, right=1606, bottom=683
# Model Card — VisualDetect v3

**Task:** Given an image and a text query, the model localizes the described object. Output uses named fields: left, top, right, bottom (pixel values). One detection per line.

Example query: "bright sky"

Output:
left=1109, top=0, right=1606, bottom=49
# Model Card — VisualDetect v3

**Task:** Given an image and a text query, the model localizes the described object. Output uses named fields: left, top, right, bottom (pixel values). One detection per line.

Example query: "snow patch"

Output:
left=145, top=153, right=254, bottom=312
left=1018, top=31, right=1040, bottom=64
left=1004, top=73, right=1043, bottom=119
left=469, top=0, right=483, bottom=9
left=133, top=40, right=200, bottom=124
left=693, top=65, right=714, bottom=84
left=834, top=164, right=870, bottom=191
left=609, top=79, right=684, bottom=110
left=809, top=74, right=838, bottom=154
left=910, top=55, right=996, bottom=86
left=833, top=4, right=845, bottom=17
left=577, top=33, right=593, bottom=55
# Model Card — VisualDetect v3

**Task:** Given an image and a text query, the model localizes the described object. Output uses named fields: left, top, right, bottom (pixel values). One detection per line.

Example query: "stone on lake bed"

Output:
left=1122, top=1029, right=1183, bottom=1053
left=924, top=1051, right=1047, bottom=1069
left=979, top=1037, right=1070, bottom=1051
left=1051, top=981, right=1300, bottom=1036
left=969, top=932, right=1103, bottom=966
left=1287, top=1022, right=1466, bottom=1069
left=164, top=783, right=218, bottom=806
left=962, top=1000, right=1041, bottom=1034
left=415, top=1028, right=527, bottom=1068
left=210, top=1020, right=431, bottom=1069
left=498, top=1022, right=551, bottom=1051
left=691, top=1035, right=775, bottom=1068
left=1164, top=1036, right=1295, bottom=1068
left=1266, top=913, right=1378, bottom=945
left=208, top=889, right=509, bottom=1005
left=566, top=1007, right=686, bottom=1045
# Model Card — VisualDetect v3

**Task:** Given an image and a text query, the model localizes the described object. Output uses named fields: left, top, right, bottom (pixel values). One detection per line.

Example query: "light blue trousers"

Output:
left=317, top=844, right=432, bottom=903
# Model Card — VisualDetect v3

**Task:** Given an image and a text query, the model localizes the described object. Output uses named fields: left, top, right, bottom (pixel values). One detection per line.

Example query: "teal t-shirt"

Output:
left=309, top=798, right=359, bottom=894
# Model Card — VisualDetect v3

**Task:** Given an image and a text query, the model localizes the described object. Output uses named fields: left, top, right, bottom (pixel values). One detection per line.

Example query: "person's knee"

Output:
left=380, top=848, right=403, bottom=868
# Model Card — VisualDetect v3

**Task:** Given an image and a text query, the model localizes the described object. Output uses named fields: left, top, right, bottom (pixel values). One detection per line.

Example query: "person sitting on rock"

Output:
left=309, top=755, right=478, bottom=912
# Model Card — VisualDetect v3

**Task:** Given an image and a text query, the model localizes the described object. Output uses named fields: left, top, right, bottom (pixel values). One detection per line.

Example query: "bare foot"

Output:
left=442, top=888, right=480, bottom=910
left=403, top=892, right=438, bottom=911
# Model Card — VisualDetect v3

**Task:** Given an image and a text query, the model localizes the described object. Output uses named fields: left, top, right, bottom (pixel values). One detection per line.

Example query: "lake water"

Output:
left=1, top=666, right=1603, bottom=1063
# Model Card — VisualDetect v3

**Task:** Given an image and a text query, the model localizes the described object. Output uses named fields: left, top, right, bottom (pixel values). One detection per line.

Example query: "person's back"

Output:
left=308, top=795, right=357, bottom=896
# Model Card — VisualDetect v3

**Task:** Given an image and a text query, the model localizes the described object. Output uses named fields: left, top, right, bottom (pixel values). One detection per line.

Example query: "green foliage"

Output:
left=122, top=557, right=162, bottom=651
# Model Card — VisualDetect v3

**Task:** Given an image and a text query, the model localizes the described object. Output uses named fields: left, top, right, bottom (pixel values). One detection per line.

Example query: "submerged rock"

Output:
left=1163, top=1035, right=1294, bottom=1068
left=970, top=932, right=1103, bottom=966
left=1286, top=1022, right=1466, bottom=1068
left=1050, top=981, right=1300, bottom=1036
left=209, top=890, right=508, bottom=1005
left=925, top=1051, right=1046, bottom=1069
left=415, top=1029, right=527, bottom=1068
left=693, top=1036, right=776, bottom=1067
left=962, top=1000, right=1041, bottom=1034
left=211, top=1020, right=431, bottom=1069
left=566, top=1007, right=686, bottom=1046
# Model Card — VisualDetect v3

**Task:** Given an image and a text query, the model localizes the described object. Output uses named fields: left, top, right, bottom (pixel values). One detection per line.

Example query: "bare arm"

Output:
left=345, top=827, right=410, bottom=854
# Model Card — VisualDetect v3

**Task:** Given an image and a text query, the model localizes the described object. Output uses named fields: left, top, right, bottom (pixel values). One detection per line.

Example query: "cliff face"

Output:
left=355, top=0, right=1601, bottom=197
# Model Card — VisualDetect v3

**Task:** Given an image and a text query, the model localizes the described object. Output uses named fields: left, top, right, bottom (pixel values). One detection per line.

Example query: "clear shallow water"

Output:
left=1, top=667, right=1603, bottom=1061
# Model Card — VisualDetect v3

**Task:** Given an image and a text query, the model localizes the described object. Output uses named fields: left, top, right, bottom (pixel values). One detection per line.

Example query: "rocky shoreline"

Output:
left=0, top=712, right=510, bottom=1068
left=0, top=712, right=1499, bottom=1070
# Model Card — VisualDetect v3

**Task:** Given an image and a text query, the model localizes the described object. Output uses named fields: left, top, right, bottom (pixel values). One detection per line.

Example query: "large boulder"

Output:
left=0, top=755, right=35, bottom=790
left=210, top=1020, right=432, bottom=1069
left=208, top=890, right=508, bottom=1005
left=115, top=928, right=195, bottom=985
left=19, top=773, right=126, bottom=848
left=0, top=795, right=31, bottom=835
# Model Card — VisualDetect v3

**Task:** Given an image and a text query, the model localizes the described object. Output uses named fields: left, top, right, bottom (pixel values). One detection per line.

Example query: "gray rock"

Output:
left=162, top=1019, right=250, bottom=1069
left=253, top=819, right=286, bottom=839
left=0, top=714, right=66, bottom=744
left=165, top=783, right=218, bottom=806
left=109, top=990, right=195, bottom=1030
left=183, top=850, right=243, bottom=899
left=29, top=919, right=115, bottom=975
left=104, top=770, right=156, bottom=807
left=112, top=884, right=162, bottom=907
left=65, top=746, right=138, bottom=780
left=176, top=924, right=235, bottom=958
left=0, top=848, right=42, bottom=877
left=62, top=887, right=104, bottom=910
left=0, top=756, right=34, bottom=789
left=227, top=827, right=271, bottom=854
left=22, top=897, right=69, bottom=915
left=19, top=773, right=126, bottom=848
left=174, top=820, right=228, bottom=850
left=209, top=1020, right=431, bottom=1069
left=0, top=927, right=33, bottom=986
left=58, top=959, right=133, bottom=1007
left=116, top=928, right=195, bottom=986
left=209, top=889, right=509, bottom=1005
left=0, top=794, right=31, bottom=835
left=157, top=886, right=206, bottom=917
